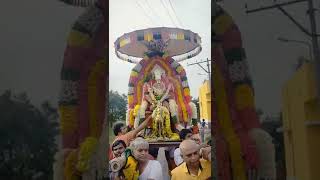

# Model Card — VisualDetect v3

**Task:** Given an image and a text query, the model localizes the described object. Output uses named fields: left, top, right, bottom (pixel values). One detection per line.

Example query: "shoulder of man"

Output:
left=200, top=159, right=211, bottom=168
left=171, top=162, right=185, bottom=173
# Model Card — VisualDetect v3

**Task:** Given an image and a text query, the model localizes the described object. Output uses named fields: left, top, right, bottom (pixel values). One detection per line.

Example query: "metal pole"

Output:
left=307, top=0, right=320, bottom=98
left=245, top=0, right=307, bottom=13
left=207, top=58, right=211, bottom=89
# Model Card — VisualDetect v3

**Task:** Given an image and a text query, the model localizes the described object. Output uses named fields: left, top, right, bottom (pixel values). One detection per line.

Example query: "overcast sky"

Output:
left=220, top=0, right=319, bottom=115
left=0, top=0, right=82, bottom=106
left=0, top=0, right=319, bottom=115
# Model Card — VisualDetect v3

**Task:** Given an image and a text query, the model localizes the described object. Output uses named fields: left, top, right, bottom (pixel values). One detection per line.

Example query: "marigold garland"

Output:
left=213, top=14, right=234, bottom=35
left=214, top=66, right=247, bottom=180
left=64, top=149, right=79, bottom=180
left=59, top=105, right=78, bottom=135
left=88, top=59, right=106, bottom=138
left=76, top=137, right=98, bottom=173
left=67, top=30, right=92, bottom=47
left=133, top=58, right=190, bottom=122
left=234, top=84, right=255, bottom=110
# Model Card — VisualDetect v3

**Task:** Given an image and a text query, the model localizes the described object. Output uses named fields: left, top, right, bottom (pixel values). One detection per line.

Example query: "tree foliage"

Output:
left=0, top=90, right=59, bottom=180
left=108, top=90, right=127, bottom=125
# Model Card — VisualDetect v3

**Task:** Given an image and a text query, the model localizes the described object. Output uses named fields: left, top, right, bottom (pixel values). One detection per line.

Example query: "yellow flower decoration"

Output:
left=64, top=149, right=79, bottom=180
left=68, top=30, right=92, bottom=47
left=214, top=66, right=247, bottom=180
left=213, top=14, right=233, bottom=35
left=59, top=105, right=78, bottom=135
left=176, top=66, right=183, bottom=73
left=234, top=84, right=255, bottom=110
left=183, top=88, right=190, bottom=96
left=133, top=105, right=140, bottom=116
left=130, top=71, right=139, bottom=77
left=128, top=95, right=134, bottom=107
left=76, top=137, right=98, bottom=173
left=88, top=59, right=106, bottom=138
left=129, top=109, right=135, bottom=127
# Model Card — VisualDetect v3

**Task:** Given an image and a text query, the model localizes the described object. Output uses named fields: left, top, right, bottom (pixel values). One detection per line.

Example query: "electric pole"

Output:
left=187, top=58, right=212, bottom=89
left=246, top=0, right=320, bottom=99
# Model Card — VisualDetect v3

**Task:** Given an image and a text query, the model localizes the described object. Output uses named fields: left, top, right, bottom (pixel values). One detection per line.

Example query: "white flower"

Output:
left=76, top=6, right=104, bottom=35
left=228, top=60, right=250, bottom=82
left=59, top=80, right=79, bottom=103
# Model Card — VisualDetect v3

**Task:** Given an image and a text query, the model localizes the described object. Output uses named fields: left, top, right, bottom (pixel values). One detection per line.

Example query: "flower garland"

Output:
left=76, top=137, right=98, bottom=172
left=67, top=30, right=92, bottom=47
left=88, top=59, right=106, bottom=138
left=213, top=14, right=234, bottom=36
left=126, top=55, right=196, bottom=129
left=129, top=108, right=135, bottom=127
left=136, top=58, right=190, bottom=122
left=59, top=105, right=78, bottom=135
left=133, top=104, right=140, bottom=117
left=64, top=149, right=79, bottom=180
left=234, top=84, right=255, bottom=110
left=214, top=66, right=247, bottom=180
left=59, top=1, right=107, bottom=180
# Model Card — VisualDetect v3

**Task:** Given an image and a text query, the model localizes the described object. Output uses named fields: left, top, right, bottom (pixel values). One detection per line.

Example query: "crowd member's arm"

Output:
left=126, top=115, right=152, bottom=139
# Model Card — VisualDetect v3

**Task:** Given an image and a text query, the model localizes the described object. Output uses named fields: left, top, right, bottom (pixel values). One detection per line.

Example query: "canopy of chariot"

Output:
left=114, top=27, right=202, bottom=146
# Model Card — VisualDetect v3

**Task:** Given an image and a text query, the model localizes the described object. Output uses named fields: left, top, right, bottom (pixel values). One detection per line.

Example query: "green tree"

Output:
left=0, top=90, right=59, bottom=180
left=108, top=90, right=127, bottom=125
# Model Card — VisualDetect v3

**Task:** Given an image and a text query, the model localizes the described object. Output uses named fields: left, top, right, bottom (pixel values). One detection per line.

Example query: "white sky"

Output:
left=109, top=0, right=211, bottom=99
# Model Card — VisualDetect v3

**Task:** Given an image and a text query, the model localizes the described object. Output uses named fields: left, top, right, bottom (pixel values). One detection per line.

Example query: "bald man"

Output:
left=171, top=140, right=211, bottom=179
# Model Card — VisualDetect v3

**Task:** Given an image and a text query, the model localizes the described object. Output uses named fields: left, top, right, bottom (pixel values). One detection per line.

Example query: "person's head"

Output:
left=207, top=139, right=212, bottom=146
left=130, top=137, right=149, bottom=162
left=113, top=121, right=127, bottom=136
left=202, top=119, right=205, bottom=122
left=112, top=140, right=126, bottom=158
left=180, top=139, right=201, bottom=167
left=191, top=133, right=201, bottom=145
left=179, top=128, right=193, bottom=140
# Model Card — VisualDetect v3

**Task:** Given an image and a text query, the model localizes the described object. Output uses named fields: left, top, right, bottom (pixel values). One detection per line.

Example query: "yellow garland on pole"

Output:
left=67, top=30, right=92, bottom=47
left=76, top=137, right=98, bottom=173
left=59, top=105, right=78, bottom=135
left=64, top=149, right=79, bottom=180
left=88, top=59, right=106, bottom=138
left=213, top=14, right=234, bottom=35
left=234, top=84, right=255, bottom=110
left=213, top=65, right=247, bottom=180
